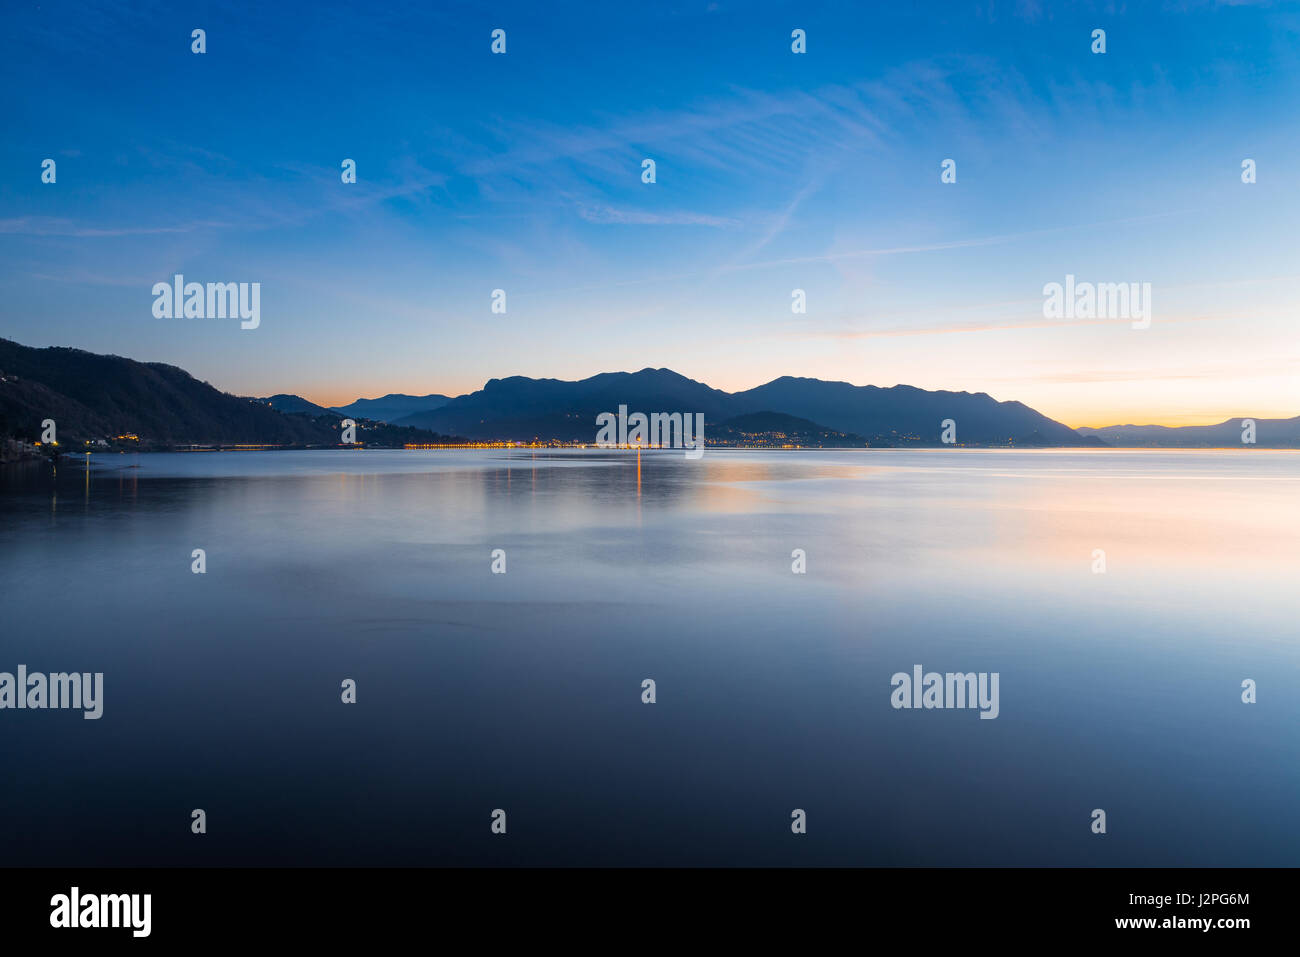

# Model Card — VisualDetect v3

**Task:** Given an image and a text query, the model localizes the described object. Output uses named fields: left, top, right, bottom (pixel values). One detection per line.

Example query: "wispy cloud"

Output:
left=0, top=217, right=232, bottom=238
left=795, top=312, right=1230, bottom=341
left=457, top=56, right=1044, bottom=194
left=575, top=204, right=739, bottom=227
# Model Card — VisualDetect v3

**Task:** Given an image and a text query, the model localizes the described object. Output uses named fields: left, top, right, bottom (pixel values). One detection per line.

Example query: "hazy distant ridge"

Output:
left=332, top=393, right=453, bottom=423
left=1077, top=418, right=1300, bottom=448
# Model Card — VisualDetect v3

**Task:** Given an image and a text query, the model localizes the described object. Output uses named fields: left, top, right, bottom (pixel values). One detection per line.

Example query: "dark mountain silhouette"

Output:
left=253, top=394, right=339, bottom=417
left=1077, top=417, right=1300, bottom=448
left=397, top=367, right=1091, bottom=446
left=14, top=339, right=1283, bottom=450
left=710, top=411, right=870, bottom=447
left=0, top=338, right=462, bottom=448
left=728, top=376, right=1084, bottom=446
left=395, top=368, right=738, bottom=441
left=332, top=393, right=453, bottom=423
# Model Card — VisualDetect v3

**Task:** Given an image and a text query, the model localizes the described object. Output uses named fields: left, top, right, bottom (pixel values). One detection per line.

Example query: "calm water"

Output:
left=1, top=448, right=1297, bottom=866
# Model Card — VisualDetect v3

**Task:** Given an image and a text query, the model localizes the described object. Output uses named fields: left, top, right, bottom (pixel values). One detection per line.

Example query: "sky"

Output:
left=2, top=0, right=1298, bottom=428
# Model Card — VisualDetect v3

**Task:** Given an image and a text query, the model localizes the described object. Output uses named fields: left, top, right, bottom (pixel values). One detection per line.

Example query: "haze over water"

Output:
left=1, top=448, right=1296, bottom=865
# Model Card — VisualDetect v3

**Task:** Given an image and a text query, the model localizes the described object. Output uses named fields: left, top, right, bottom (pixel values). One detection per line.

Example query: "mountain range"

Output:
left=1076, top=418, right=1300, bottom=447
left=3, top=337, right=1296, bottom=449
left=334, top=373, right=1299, bottom=448
left=385, top=369, right=1091, bottom=446
left=332, top=393, right=453, bottom=422
left=0, top=338, right=462, bottom=448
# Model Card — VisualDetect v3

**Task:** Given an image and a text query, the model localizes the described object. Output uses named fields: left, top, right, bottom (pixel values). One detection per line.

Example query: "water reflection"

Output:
left=0, top=449, right=1297, bottom=865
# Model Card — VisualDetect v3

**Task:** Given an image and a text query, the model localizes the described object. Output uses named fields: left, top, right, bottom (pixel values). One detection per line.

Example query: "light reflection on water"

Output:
left=0, top=448, right=1296, bottom=865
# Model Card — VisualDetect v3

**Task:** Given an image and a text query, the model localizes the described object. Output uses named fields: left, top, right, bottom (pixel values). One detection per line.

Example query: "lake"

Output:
left=1, top=448, right=1297, bottom=865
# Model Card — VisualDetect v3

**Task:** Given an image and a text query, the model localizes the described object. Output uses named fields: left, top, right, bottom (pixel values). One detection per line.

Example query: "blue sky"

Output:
left=2, top=0, right=1298, bottom=425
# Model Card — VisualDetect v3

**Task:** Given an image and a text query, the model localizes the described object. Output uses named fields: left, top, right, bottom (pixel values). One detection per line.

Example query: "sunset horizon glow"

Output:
left=4, top=2, right=1297, bottom=431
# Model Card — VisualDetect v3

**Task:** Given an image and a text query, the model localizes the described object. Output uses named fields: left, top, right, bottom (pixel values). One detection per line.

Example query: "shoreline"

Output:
left=7, top=443, right=1295, bottom=463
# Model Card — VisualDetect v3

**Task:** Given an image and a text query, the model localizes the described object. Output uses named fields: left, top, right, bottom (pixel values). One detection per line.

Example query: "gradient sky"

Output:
left=2, top=0, right=1298, bottom=427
